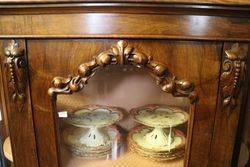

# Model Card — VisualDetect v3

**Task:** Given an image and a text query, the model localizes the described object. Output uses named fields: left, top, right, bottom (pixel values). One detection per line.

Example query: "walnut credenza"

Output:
left=0, top=1, right=249, bottom=167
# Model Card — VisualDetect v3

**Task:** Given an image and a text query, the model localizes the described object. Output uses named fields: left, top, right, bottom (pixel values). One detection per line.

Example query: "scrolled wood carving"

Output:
left=48, top=40, right=197, bottom=103
left=4, top=40, right=27, bottom=106
left=220, top=43, right=248, bottom=108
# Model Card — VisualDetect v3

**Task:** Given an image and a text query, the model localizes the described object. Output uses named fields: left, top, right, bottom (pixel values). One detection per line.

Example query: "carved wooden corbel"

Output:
left=4, top=40, right=27, bottom=106
left=48, top=40, right=197, bottom=103
left=220, top=43, right=248, bottom=108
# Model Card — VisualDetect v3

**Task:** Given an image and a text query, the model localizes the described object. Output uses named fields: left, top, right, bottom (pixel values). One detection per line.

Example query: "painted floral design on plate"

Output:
left=131, top=105, right=189, bottom=128
left=132, top=127, right=185, bottom=151
left=67, top=105, right=123, bottom=128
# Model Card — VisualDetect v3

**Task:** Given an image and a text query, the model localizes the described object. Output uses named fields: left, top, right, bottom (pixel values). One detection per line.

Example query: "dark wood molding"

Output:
left=0, top=14, right=249, bottom=41
left=0, top=3, right=249, bottom=17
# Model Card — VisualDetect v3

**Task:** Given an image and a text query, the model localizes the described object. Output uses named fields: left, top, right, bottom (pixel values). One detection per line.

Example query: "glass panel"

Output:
left=55, top=66, right=192, bottom=167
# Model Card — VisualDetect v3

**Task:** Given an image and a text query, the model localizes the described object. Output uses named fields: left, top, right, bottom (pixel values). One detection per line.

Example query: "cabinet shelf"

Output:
left=61, top=147, right=183, bottom=167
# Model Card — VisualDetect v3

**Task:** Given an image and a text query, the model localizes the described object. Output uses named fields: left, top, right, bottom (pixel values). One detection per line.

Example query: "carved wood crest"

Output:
left=48, top=40, right=197, bottom=103
left=220, top=43, right=248, bottom=108
left=4, top=40, right=27, bottom=111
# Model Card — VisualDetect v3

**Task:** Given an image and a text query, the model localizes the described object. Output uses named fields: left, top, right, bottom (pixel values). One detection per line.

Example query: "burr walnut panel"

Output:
left=27, top=39, right=221, bottom=167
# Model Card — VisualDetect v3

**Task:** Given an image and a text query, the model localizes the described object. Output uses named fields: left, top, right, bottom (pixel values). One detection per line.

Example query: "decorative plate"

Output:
left=130, top=104, right=189, bottom=128
left=128, top=126, right=186, bottom=161
left=129, top=143, right=184, bottom=161
left=63, top=126, right=121, bottom=158
left=66, top=105, right=123, bottom=128
left=128, top=126, right=186, bottom=152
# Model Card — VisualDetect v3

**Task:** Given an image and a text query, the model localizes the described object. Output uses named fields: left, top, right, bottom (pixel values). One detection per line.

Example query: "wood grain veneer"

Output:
left=0, top=14, right=250, bottom=41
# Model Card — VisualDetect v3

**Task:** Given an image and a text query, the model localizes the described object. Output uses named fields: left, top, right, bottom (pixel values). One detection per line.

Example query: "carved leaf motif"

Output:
left=220, top=43, right=248, bottom=108
left=4, top=40, right=27, bottom=112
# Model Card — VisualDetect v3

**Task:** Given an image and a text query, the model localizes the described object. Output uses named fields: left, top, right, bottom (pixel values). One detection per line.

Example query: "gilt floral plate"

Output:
left=63, top=126, right=121, bottom=158
left=130, top=104, right=189, bottom=128
left=128, top=126, right=185, bottom=161
left=66, top=105, right=123, bottom=128
left=128, top=126, right=186, bottom=152
left=129, top=143, right=184, bottom=161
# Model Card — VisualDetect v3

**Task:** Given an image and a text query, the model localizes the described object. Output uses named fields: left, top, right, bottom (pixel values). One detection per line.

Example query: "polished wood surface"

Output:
left=0, top=40, right=38, bottom=167
left=0, top=14, right=249, bottom=41
left=0, top=0, right=250, bottom=5
left=0, top=3, right=249, bottom=17
left=27, top=39, right=221, bottom=166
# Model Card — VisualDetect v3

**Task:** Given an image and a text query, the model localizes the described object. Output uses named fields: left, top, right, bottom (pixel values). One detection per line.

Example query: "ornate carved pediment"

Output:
left=48, top=40, right=197, bottom=103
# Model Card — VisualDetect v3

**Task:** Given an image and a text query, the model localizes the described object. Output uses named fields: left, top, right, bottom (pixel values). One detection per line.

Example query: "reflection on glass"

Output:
left=57, top=66, right=190, bottom=167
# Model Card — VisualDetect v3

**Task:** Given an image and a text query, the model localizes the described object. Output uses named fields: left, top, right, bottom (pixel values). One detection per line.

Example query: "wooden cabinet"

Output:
left=0, top=1, right=249, bottom=167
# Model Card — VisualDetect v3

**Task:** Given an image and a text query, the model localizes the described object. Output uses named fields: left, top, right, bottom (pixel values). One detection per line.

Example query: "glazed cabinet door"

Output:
left=27, top=39, right=222, bottom=167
